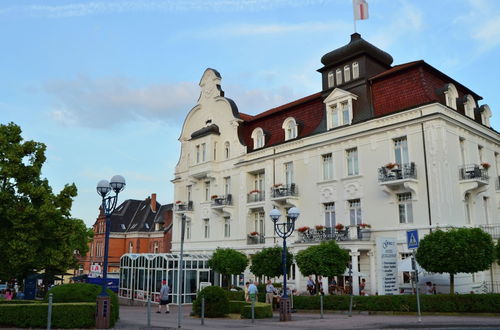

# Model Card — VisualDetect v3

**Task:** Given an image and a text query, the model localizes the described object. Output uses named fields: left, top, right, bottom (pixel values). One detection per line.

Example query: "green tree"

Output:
left=496, top=238, right=500, bottom=265
left=250, top=246, right=293, bottom=279
left=295, top=240, right=349, bottom=294
left=416, top=228, right=495, bottom=294
left=0, top=122, right=92, bottom=281
left=207, top=248, right=248, bottom=289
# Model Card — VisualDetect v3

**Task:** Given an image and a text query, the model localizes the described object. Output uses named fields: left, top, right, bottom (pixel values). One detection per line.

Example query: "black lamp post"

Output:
left=95, top=175, right=125, bottom=328
left=269, top=207, right=300, bottom=322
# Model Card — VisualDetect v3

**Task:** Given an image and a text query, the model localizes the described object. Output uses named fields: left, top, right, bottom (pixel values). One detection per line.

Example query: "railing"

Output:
left=458, top=164, right=489, bottom=181
left=271, top=183, right=298, bottom=198
left=211, top=194, right=232, bottom=207
left=476, top=223, right=500, bottom=239
left=297, top=227, right=350, bottom=243
left=485, top=281, right=500, bottom=293
left=247, top=191, right=265, bottom=203
left=378, top=162, right=417, bottom=182
left=175, top=201, right=193, bottom=212
left=247, top=234, right=265, bottom=245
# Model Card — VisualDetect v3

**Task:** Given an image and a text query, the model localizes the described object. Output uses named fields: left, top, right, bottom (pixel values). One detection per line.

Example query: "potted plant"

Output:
left=335, top=223, right=345, bottom=231
left=211, top=195, right=218, bottom=200
left=359, top=223, right=371, bottom=229
left=315, top=225, right=325, bottom=231
left=297, top=226, right=310, bottom=233
left=273, top=183, right=283, bottom=188
left=249, top=231, right=259, bottom=237
left=385, top=162, right=398, bottom=169
left=249, top=189, right=260, bottom=194
left=481, top=162, right=491, bottom=169
left=175, top=200, right=183, bottom=204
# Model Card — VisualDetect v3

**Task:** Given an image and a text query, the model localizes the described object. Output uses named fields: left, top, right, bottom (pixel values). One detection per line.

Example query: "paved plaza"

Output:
left=116, top=305, right=500, bottom=329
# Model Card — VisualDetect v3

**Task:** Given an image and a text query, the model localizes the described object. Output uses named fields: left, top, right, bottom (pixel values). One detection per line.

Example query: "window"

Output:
left=459, top=137, right=466, bottom=166
left=253, top=172, right=265, bottom=191
left=349, top=199, right=362, bottom=225
left=203, top=219, right=210, bottom=238
left=346, top=148, right=359, bottom=176
left=153, top=241, right=159, bottom=253
left=201, top=143, right=206, bottom=162
left=187, top=185, right=192, bottom=202
left=322, top=153, right=333, bottom=180
left=330, top=104, right=339, bottom=127
left=254, top=212, right=265, bottom=235
left=341, top=102, right=350, bottom=125
left=224, top=142, right=230, bottom=159
left=285, top=162, right=294, bottom=185
left=196, top=145, right=200, bottom=164
left=251, top=128, right=265, bottom=149
left=204, top=181, right=210, bottom=201
left=352, top=62, right=359, bottom=79
left=283, top=117, right=298, bottom=140
left=464, top=95, right=475, bottom=118
left=398, top=193, right=413, bottom=224
left=394, top=137, right=409, bottom=165
left=478, top=145, right=484, bottom=163
left=324, top=203, right=336, bottom=227
left=324, top=88, right=357, bottom=129
left=344, top=65, right=351, bottom=82
left=213, top=142, right=217, bottom=161
left=328, top=71, right=334, bottom=88
left=481, top=105, right=492, bottom=127
left=224, top=177, right=231, bottom=196
left=336, top=68, right=342, bottom=85
left=128, top=242, right=133, bottom=253
left=186, top=220, right=191, bottom=240
left=444, top=83, right=458, bottom=110
left=483, top=196, right=490, bottom=224
left=120, top=224, right=126, bottom=230
left=224, top=217, right=231, bottom=237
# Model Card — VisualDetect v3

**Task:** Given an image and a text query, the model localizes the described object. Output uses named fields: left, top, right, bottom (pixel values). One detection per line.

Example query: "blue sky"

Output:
left=1, top=0, right=499, bottom=227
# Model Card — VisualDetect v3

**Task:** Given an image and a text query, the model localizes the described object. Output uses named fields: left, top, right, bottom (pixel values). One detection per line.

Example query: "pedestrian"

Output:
left=4, top=289, right=13, bottom=301
left=157, top=280, right=170, bottom=313
left=306, top=276, right=315, bottom=295
left=432, top=283, right=437, bottom=295
left=425, top=281, right=433, bottom=295
left=244, top=281, right=250, bottom=302
left=359, top=278, right=366, bottom=296
left=248, top=280, right=258, bottom=302
left=265, top=280, right=276, bottom=305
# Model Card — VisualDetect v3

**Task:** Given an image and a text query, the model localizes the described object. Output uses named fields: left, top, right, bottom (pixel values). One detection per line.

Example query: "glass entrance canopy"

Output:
left=119, top=253, right=212, bottom=304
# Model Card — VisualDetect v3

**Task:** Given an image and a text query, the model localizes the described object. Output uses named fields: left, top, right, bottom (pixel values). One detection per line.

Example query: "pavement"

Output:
left=116, top=305, right=500, bottom=329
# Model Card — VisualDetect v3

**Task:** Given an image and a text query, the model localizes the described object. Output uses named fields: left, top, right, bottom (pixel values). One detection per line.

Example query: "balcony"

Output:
left=270, top=183, right=298, bottom=204
left=296, top=226, right=361, bottom=243
left=211, top=194, right=232, bottom=209
left=476, top=223, right=500, bottom=239
left=458, top=164, right=489, bottom=198
left=378, top=162, right=418, bottom=194
left=247, top=233, right=265, bottom=245
left=247, top=191, right=265, bottom=203
left=174, top=201, right=193, bottom=213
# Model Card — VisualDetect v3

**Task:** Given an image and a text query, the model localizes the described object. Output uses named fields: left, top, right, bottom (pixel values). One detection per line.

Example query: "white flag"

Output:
left=353, top=0, right=369, bottom=20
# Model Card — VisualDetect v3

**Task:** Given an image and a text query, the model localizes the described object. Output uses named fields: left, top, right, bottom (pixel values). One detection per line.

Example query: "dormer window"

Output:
left=344, top=65, right=351, bottom=82
left=352, top=62, right=359, bottom=79
left=464, top=94, right=476, bottom=119
left=324, top=88, right=358, bottom=130
left=444, top=83, right=458, bottom=110
left=336, top=68, right=342, bottom=85
left=327, top=71, right=334, bottom=88
left=282, top=117, right=298, bottom=141
left=251, top=127, right=265, bottom=149
left=480, top=105, right=492, bottom=127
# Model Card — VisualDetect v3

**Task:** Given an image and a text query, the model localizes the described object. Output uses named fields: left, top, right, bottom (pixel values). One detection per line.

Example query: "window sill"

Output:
left=341, top=174, right=363, bottom=181
left=317, top=179, right=338, bottom=185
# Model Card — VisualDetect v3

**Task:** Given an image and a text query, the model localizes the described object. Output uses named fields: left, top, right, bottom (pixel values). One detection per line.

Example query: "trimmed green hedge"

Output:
left=226, top=290, right=245, bottom=301
left=241, top=302, right=273, bottom=319
left=46, top=283, right=119, bottom=327
left=293, top=294, right=500, bottom=313
left=0, top=303, right=95, bottom=328
left=228, top=300, right=250, bottom=314
left=0, top=300, right=41, bottom=304
left=193, top=286, right=229, bottom=317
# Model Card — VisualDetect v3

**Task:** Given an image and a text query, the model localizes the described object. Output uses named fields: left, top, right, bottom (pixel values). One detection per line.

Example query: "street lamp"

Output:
left=95, top=175, right=125, bottom=329
left=269, top=206, right=300, bottom=322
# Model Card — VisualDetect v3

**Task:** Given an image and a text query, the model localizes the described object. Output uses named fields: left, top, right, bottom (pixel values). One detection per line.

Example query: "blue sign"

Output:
left=407, top=230, right=419, bottom=249
left=87, top=278, right=119, bottom=293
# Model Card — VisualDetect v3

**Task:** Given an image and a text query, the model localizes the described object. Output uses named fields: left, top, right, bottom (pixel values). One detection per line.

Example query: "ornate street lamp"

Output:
left=269, top=207, right=300, bottom=322
left=95, top=175, right=125, bottom=328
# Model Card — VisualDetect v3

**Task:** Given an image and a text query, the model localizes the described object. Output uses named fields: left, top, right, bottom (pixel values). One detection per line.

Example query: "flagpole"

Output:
left=353, top=0, right=357, bottom=33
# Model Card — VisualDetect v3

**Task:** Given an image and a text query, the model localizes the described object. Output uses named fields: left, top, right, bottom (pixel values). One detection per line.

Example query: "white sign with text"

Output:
left=376, top=237, right=399, bottom=295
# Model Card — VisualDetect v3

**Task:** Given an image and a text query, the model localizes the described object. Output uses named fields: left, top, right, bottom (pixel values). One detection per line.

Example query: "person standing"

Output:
left=359, top=278, right=366, bottom=296
left=4, top=289, right=13, bottom=301
left=306, top=276, right=315, bottom=295
left=248, top=280, right=258, bottom=302
left=425, top=282, right=433, bottom=295
left=244, top=282, right=250, bottom=302
left=265, top=280, right=276, bottom=305
left=157, top=280, right=170, bottom=313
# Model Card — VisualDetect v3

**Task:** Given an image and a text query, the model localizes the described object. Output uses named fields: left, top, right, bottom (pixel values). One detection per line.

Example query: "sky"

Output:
left=1, top=0, right=499, bottom=227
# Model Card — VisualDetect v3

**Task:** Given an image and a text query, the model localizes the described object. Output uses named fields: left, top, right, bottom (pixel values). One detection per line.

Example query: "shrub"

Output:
left=0, top=302, right=95, bottom=328
left=226, top=290, right=245, bottom=301
left=241, top=302, right=272, bottom=319
left=0, top=300, right=41, bottom=305
left=228, top=300, right=250, bottom=314
left=46, top=283, right=119, bottom=327
left=192, top=286, right=229, bottom=317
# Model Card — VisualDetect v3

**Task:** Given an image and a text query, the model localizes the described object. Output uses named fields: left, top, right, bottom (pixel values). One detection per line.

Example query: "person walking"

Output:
left=248, top=280, right=258, bottom=302
left=265, top=280, right=276, bottom=305
left=425, top=281, right=433, bottom=295
left=157, top=280, right=170, bottom=313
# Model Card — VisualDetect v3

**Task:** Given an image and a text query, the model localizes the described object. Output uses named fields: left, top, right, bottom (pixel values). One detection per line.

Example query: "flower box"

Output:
left=359, top=223, right=371, bottom=229
left=297, top=226, right=310, bottom=233
left=249, top=190, right=260, bottom=194
left=481, top=162, right=491, bottom=169
left=385, top=162, right=398, bottom=169
left=249, top=231, right=259, bottom=236
left=175, top=200, right=183, bottom=204
left=273, top=183, right=283, bottom=188
left=335, top=223, right=345, bottom=231
left=211, top=195, right=218, bottom=199
left=315, top=225, right=325, bottom=231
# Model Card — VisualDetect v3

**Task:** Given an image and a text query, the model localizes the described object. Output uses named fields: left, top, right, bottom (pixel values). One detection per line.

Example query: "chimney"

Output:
left=151, top=193, right=157, bottom=212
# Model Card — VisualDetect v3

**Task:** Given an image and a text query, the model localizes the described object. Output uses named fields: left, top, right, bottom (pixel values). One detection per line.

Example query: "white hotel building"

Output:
left=171, top=34, right=500, bottom=295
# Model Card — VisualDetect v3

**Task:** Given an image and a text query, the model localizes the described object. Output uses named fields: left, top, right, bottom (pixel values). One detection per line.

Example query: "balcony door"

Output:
left=394, top=137, right=409, bottom=165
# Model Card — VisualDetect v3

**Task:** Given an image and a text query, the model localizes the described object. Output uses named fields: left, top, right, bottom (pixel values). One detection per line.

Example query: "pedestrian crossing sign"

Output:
left=407, top=230, right=419, bottom=249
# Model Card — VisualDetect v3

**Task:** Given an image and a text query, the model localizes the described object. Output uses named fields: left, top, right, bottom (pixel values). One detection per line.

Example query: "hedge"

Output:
left=0, top=300, right=41, bottom=305
left=228, top=300, right=250, bottom=314
left=46, top=283, right=119, bottom=327
left=193, top=286, right=229, bottom=317
left=241, top=302, right=273, bottom=319
left=0, top=303, right=95, bottom=328
left=226, top=290, right=245, bottom=301
left=293, top=294, right=500, bottom=313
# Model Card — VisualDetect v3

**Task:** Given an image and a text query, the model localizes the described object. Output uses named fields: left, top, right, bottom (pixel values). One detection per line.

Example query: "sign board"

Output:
left=376, top=237, right=399, bottom=295
left=87, top=278, right=119, bottom=293
left=406, top=230, right=419, bottom=249
left=90, top=264, right=102, bottom=278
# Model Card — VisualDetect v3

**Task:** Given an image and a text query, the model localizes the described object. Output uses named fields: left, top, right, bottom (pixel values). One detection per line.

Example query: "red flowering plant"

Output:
left=211, top=195, right=218, bottom=199
left=249, top=231, right=259, bottom=236
left=273, top=183, right=283, bottom=188
left=249, top=189, right=260, bottom=194
left=358, top=223, right=371, bottom=229
left=315, top=225, right=325, bottom=231
left=297, top=226, right=310, bottom=233
left=335, top=223, right=345, bottom=231
left=481, top=162, right=491, bottom=169
left=175, top=200, right=183, bottom=204
left=385, top=162, right=398, bottom=169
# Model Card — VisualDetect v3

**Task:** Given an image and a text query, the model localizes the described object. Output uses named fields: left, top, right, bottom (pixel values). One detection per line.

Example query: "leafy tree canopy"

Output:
left=0, top=122, right=92, bottom=281
left=295, top=240, right=349, bottom=278
left=207, top=248, right=248, bottom=285
left=250, top=246, right=293, bottom=279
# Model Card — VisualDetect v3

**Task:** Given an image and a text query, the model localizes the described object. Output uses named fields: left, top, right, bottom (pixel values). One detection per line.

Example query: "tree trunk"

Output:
left=449, top=273, right=455, bottom=295
left=315, top=274, right=319, bottom=296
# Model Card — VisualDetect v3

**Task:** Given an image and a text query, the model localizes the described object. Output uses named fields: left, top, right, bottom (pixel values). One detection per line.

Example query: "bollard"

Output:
left=147, top=296, right=151, bottom=329
left=201, top=297, right=205, bottom=325
left=320, top=294, right=324, bottom=319
left=47, top=293, right=53, bottom=330
left=251, top=299, right=255, bottom=323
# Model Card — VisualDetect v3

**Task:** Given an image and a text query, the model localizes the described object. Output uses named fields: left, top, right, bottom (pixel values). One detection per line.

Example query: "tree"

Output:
left=416, top=228, right=495, bottom=294
left=207, top=248, right=248, bottom=288
left=250, top=246, right=293, bottom=279
left=295, top=240, right=349, bottom=294
left=0, top=122, right=92, bottom=281
left=496, top=238, right=500, bottom=265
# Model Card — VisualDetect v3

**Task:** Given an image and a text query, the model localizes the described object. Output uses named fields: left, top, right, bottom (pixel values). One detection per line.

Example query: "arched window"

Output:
left=480, top=105, right=492, bottom=127
left=352, top=62, right=359, bottom=79
left=444, top=83, right=458, bottom=110
left=327, top=71, right=334, bottom=88
left=344, top=65, right=351, bottom=82
left=224, top=141, right=230, bottom=159
left=251, top=127, right=265, bottom=149
left=336, top=68, right=342, bottom=85
left=464, top=94, right=475, bottom=119
left=282, top=117, right=298, bottom=141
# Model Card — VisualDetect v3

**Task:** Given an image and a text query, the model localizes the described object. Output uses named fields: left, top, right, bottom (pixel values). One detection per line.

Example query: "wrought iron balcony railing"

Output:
left=378, top=162, right=417, bottom=182
left=174, top=201, right=193, bottom=212
left=247, top=191, right=265, bottom=203
left=211, top=194, right=233, bottom=207
left=271, top=183, right=298, bottom=198
left=247, top=234, right=265, bottom=245
left=297, top=227, right=350, bottom=243
left=458, top=164, right=489, bottom=181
